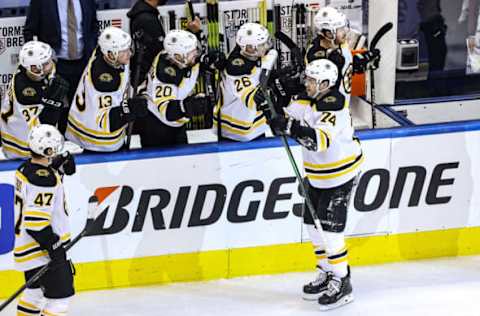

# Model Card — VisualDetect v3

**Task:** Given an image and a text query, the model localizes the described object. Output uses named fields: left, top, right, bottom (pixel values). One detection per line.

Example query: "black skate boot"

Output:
left=317, top=268, right=353, bottom=310
left=302, top=266, right=332, bottom=301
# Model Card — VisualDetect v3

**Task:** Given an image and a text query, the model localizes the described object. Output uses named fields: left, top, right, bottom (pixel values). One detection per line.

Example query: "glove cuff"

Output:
left=179, top=100, right=186, bottom=114
left=285, top=117, right=294, bottom=135
left=41, top=98, right=63, bottom=108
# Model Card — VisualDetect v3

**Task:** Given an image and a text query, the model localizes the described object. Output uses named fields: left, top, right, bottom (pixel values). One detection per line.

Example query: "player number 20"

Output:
left=155, top=86, right=173, bottom=98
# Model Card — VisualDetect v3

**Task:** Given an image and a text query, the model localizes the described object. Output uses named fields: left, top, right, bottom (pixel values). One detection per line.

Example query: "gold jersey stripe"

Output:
left=66, top=125, right=124, bottom=146
left=304, top=154, right=359, bottom=169
left=306, top=155, right=364, bottom=180
left=68, top=115, right=124, bottom=137
left=14, top=251, right=48, bottom=263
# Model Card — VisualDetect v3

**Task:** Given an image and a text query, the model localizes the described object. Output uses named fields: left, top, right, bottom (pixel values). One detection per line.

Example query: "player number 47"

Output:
left=34, top=193, right=53, bottom=207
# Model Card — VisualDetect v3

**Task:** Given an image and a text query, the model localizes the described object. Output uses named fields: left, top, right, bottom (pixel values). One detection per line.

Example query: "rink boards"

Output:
left=0, top=121, right=480, bottom=297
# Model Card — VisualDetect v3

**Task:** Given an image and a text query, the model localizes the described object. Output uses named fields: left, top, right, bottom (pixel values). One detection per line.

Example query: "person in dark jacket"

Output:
left=127, top=0, right=201, bottom=146
left=23, top=0, right=99, bottom=134
left=127, top=0, right=201, bottom=87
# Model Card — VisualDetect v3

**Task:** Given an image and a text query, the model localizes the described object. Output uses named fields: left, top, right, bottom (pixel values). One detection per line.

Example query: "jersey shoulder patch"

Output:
left=305, top=39, right=345, bottom=71
left=155, top=54, right=183, bottom=86
left=14, top=67, right=44, bottom=105
left=18, top=160, right=57, bottom=187
left=91, top=52, right=123, bottom=92
left=226, top=47, right=257, bottom=76
left=315, top=90, right=345, bottom=111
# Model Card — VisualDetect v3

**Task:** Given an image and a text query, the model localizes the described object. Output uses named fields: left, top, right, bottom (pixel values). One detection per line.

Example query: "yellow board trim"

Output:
left=1, top=227, right=480, bottom=298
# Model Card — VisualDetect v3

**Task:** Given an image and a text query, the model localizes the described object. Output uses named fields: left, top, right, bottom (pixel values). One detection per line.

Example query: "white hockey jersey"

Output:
left=305, top=40, right=354, bottom=109
left=284, top=91, right=363, bottom=188
left=13, top=160, right=71, bottom=272
left=144, top=53, right=199, bottom=127
left=213, top=47, right=268, bottom=141
left=0, top=67, right=47, bottom=159
left=66, top=50, right=129, bottom=151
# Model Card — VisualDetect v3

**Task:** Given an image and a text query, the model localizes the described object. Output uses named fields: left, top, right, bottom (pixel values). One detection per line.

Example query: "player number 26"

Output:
left=234, top=77, right=252, bottom=92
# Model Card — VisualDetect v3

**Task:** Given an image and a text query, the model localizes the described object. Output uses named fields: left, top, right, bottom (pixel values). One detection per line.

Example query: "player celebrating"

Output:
left=66, top=27, right=147, bottom=152
left=268, top=59, right=363, bottom=310
left=213, top=22, right=275, bottom=141
left=14, top=124, right=76, bottom=316
left=0, top=41, right=69, bottom=159
left=138, top=29, right=211, bottom=147
left=306, top=6, right=380, bottom=108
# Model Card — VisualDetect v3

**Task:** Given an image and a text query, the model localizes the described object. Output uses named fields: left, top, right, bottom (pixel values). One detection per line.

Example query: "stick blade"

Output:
left=369, top=22, right=393, bottom=51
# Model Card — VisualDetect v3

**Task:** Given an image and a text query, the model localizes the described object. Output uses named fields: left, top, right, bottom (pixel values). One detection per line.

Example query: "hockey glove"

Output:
left=181, top=94, right=210, bottom=118
left=127, top=96, right=148, bottom=118
left=368, top=49, right=381, bottom=70
left=200, top=50, right=227, bottom=72
left=271, top=75, right=304, bottom=98
left=47, top=235, right=67, bottom=264
left=51, top=151, right=76, bottom=176
left=268, top=115, right=290, bottom=136
left=42, top=75, right=70, bottom=108
left=298, top=177, right=310, bottom=198
left=269, top=116, right=319, bottom=151
left=27, top=227, right=67, bottom=265
left=253, top=89, right=269, bottom=112
left=353, top=49, right=381, bottom=74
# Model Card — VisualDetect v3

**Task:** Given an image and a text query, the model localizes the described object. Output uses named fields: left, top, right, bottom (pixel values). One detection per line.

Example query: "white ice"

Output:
left=2, top=256, right=480, bottom=315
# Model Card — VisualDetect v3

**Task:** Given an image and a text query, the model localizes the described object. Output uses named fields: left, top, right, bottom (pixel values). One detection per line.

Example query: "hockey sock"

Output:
left=41, top=298, right=70, bottom=316
left=306, top=224, right=329, bottom=272
left=324, top=231, right=349, bottom=278
left=17, top=288, right=43, bottom=316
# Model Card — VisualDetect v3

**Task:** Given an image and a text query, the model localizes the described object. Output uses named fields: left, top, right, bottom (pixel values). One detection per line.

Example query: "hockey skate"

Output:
left=302, top=266, right=332, bottom=301
left=317, top=269, right=353, bottom=310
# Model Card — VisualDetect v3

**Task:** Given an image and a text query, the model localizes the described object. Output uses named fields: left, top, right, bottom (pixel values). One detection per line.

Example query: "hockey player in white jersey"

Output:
left=305, top=6, right=380, bottom=108
left=66, top=27, right=147, bottom=152
left=0, top=41, right=69, bottom=159
left=14, top=124, right=76, bottom=316
left=213, top=23, right=274, bottom=141
left=267, top=59, right=363, bottom=310
left=139, top=29, right=210, bottom=147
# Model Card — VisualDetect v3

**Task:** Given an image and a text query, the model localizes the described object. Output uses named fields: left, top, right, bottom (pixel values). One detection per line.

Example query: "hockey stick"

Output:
left=368, top=22, right=393, bottom=128
left=274, top=31, right=305, bottom=72
left=0, top=196, right=100, bottom=312
left=125, top=29, right=146, bottom=150
left=259, top=51, right=330, bottom=252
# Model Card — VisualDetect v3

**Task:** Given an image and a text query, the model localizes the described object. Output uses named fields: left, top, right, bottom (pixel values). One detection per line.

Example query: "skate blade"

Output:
left=318, top=294, right=354, bottom=311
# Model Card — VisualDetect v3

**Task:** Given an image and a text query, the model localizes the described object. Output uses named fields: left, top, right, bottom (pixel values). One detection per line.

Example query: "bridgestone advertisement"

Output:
left=1, top=130, right=479, bottom=271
